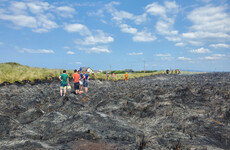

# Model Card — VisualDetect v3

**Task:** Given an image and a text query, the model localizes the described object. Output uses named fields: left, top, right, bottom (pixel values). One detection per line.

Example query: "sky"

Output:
left=0, top=0, right=230, bottom=72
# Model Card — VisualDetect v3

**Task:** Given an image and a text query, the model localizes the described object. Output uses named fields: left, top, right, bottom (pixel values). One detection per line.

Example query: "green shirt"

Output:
left=60, top=73, right=69, bottom=84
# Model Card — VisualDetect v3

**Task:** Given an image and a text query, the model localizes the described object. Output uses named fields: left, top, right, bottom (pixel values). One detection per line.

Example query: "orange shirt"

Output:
left=73, top=73, right=80, bottom=83
left=125, top=74, right=128, bottom=77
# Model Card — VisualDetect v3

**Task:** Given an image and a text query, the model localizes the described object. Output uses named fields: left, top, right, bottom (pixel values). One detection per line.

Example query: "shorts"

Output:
left=125, top=77, right=128, bottom=80
left=74, top=82, right=79, bottom=90
left=83, top=81, right=88, bottom=87
left=79, top=81, right=83, bottom=85
left=60, top=83, right=67, bottom=89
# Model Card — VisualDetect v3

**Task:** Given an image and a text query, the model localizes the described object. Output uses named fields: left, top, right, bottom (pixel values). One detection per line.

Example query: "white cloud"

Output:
left=33, top=15, right=58, bottom=33
left=9, top=1, right=27, bottom=14
left=182, top=32, right=230, bottom=39
left=209, top=43, right=230, bottom=48
left=120, top=24, right=137, bottom=34
left=187, top=6, right=230, bottom=32
left=145, top=2, right=166, bottom=17
left=156, top=20, right=178, bottom=35
left=79, top=30, right=114, bottom=45
left=132, top=30, right=156, bottom=42
left=119, top=24, right=157, bottom=43
left=203, top=56, right=215, bottom=60
left=156, top=53, right=171, bottom=57
left=175, top=42, right=186, bottom=47
left=0, top=14, right=37, bottom=28
left=182, top=5, right=230, bottom=44
left=199, top=0, right=212, bottom=3
left=70, top=25, right=114, bottom=54
left=32, top=28, right=48, bottom=33
left=146, top=1, right=179, bottom=41
left=57, top=6, right=75, bottom=13
left=112, top=10, right=133, bottom=22
left=164, top=1, right=179, bottom=13
left=64, top=23, right=91, bottom=35
left=78, top=46, right=111, bottom=53
left=134, top=13, right=147, bottom=25
left=0, top=42, right=3, bottom=46
left=90, top=47, right=111, bottom=53
left=63, top=46, right=70, bottom=49
left=128, top=52, right=143, bottom=55
left=0, top=1, right=59, bottom=32
left=75, top=62, right=82, bottom=64
left=20, top=48, right=54, bottom=54
left=100, top=19, right=107, bottom=24
left=203, top=54, right=226, bottom=60
left=105, top=1, right=120, bottom=13
left=188, top=40, right=203, bottom=46
left=88, top=9, right=105, bottom=17
left=105, top=2, right=134, bottom=24
left=189, top=47, right=211, bottom=54
left=105, top=1, right=147, bottom=25
left=56, top=6, right=76, bottom=18
left=95, top=1, right=152, bottom=44
left=213, top=54, right=226, bottom=57
left=67, top=51, right=75, bottom=55
left=165, top=36, right=181, bottom=42
left=178, top=57, right=192, bottom=61
left=27, top=2, right=50, bottom=14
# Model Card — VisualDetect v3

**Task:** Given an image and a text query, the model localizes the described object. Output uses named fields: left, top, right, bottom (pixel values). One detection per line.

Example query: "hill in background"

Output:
left=0, top=62, right=66, bottom=84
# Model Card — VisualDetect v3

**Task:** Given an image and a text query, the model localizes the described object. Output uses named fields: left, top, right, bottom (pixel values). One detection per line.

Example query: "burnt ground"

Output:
left=0, top=73, right=230, bottom=150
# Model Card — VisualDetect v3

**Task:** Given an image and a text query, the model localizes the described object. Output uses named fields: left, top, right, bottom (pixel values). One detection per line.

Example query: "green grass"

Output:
left=0, top=62, right=73, bottom=83
left=95, top=71, right=165, bottom=81
left=0, top=62, right=203, bottom=84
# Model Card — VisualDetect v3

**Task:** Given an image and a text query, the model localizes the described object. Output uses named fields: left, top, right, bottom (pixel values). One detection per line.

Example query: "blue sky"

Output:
left=0, top=0, right=230, bottom=71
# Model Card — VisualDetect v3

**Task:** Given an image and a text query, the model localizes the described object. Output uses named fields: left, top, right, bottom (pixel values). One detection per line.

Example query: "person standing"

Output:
left=166, top=69, right=169, bottom=74
left=83, top=71, right=89, bottom=93
left=91, top=72, right=95, bottom=80
left=175, top=69, right=179, bottom=74
left=59, top=70, right=70, bottom=96
left=73, top=69, right=80, bottom=94
left=112, top=73, right=116, bottom=81
left=79, top=71, right=84, bottom=93
left=125, top=72, right=128, bottom=81
left=106, top=72, right=109, bottom=81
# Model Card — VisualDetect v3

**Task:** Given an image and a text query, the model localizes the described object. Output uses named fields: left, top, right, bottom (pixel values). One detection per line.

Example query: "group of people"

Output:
left=166, top=69, right=180, bottom=75
left=59, top=70, right=129, bottom=96
left=106, top=72, right=117, bottom=81
left=59, top=70, right=89, bottom=96
left=106, top=72, right=129, bottom=81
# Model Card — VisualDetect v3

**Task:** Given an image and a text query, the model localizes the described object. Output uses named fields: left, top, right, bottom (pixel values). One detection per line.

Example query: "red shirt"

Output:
left=73, top=73, right=80, bottom=83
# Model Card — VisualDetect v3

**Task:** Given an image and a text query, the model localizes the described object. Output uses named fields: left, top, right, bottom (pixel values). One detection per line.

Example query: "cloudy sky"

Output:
left=0, top=0, right=230, bottom=71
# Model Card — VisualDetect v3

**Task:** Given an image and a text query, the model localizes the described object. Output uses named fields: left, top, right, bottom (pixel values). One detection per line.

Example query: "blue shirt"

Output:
left=84, top=74, right=89, bottom=81
left=80, top=73, right=83, bottom=80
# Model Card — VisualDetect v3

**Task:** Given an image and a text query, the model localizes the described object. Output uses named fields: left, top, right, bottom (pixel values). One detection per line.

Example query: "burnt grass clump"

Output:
left=0, top=73, right=230, bottom=149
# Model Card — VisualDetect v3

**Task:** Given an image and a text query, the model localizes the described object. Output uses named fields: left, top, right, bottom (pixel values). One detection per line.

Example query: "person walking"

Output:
left=73, top=69, right=80, bottom=94
left=59, top=70, right=70, bottom=96
left=83, top=71, right=89, bottom=93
